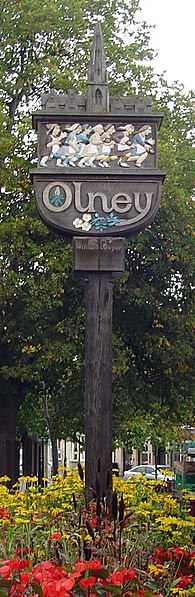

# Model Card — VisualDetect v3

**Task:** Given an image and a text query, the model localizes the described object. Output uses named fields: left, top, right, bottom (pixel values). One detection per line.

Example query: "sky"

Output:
left=139, top=0, right=195, bottom=92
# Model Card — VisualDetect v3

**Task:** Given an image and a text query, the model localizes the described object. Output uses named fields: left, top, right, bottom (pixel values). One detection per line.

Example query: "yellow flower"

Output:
left=135, top=508, right=150, bottom=516
left=149, top=563, right=168, bottom=576
left=14, top=517, right=30, bottom=524
left=0, top=518, right=10, bottom=525
left=155, top=515, right=194, bottom=531
left=170, top=589, right=187, bottom=595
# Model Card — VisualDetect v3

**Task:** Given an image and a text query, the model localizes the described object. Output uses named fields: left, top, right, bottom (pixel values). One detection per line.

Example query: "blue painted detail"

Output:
left=49, top=193, right=65, bottom=207
left=91, top=212, right=123, bottom=232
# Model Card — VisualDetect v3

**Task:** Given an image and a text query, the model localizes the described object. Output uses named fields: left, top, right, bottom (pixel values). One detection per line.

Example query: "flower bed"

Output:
left=0, top=472, right=194, bottom=596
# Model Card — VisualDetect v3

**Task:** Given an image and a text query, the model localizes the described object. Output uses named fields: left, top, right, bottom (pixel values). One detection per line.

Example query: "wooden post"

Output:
left=74, top=237, right=125, bottom=500
left=85, top=272, right=113, bottom=500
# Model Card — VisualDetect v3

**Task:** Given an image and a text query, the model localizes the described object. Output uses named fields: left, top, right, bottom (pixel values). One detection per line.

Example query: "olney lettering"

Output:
left=43, top=181, right=153, bottom=220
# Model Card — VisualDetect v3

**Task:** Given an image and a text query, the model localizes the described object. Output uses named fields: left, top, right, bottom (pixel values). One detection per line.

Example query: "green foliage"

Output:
left=112, top=84, right=195, bottom=445
left=0, top=0, right=194, bottom=453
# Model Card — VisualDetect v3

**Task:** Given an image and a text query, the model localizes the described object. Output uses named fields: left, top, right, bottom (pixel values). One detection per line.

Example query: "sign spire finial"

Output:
left=87, top=22, right=109, bottom=112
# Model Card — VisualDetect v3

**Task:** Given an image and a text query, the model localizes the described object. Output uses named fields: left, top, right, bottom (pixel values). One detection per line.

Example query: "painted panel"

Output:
left=39, top=122, right=155, bottom=170
left=32, top=174, right=165, bottom=238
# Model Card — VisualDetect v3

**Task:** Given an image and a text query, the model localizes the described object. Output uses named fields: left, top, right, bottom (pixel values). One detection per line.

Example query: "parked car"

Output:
left=123, top=464, right=174, bottom=481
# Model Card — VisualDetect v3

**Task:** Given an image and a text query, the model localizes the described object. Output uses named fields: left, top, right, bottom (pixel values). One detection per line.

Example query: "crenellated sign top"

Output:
left=31, top=23, right=166, bottom=238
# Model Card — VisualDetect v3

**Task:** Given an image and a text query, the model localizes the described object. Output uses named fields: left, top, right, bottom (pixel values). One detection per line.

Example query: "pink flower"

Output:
left=0, top=565, right=11, bottom=579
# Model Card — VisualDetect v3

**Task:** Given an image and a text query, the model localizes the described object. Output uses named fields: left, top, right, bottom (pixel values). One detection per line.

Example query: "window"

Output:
left=71, top=437, right=85, bottom=462
left=71, top=442, right=79, bottom=461
left=146, top=466, right=155, bottom=475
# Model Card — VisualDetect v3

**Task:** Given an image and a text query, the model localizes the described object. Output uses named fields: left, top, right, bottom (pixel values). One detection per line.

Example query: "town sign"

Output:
left=31, top=24, right=165, bottom=239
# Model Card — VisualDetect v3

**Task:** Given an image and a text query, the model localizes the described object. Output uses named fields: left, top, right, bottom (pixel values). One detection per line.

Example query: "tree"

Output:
left=112, top=83, right=195, bottom=446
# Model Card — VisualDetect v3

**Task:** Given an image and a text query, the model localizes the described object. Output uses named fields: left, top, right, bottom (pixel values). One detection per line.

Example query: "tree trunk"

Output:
left=0, top=381, right=26, bottom=484
left=51, top=434, right=58, bottom=476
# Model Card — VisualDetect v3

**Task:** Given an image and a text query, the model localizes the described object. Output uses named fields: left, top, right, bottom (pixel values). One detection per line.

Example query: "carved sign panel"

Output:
left=33, top=173, right=165, bottom=237
left=38, top=121, right=156, bottom=170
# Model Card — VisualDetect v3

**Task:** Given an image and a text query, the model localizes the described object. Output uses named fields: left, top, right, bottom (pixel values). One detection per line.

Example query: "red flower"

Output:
left=10, top=558, right=21, bottom=570
left=19, top=559, right=30, bottom=570
left=80, top=576, right=96, bottom=589
left=176, top=575, right=193, bottom=588
left=6, top=558, right=30, bottom=571
left=10, top=582, right=25, bottom=595
left=20, top=572, right=31, bottom=586
left=56, top=578, right=75, bottom=591
left=88, top=561, right=101, bottom=570
left=32, top=561, right=56, bottom=583
left=42, top=577, right=75, bottom=597
left=75, top=561, right=89, bottom=572
left=76, top=559, right=102, bottom=574
left=42, top=581, right=58, bottom=597
left=0, top=565, right=12, bottom=579
left=52, top=567, right=68, bottom=580
left=70, top=571, right=82, bottom=579
left=32, top=570, right=43, bottom=583
left=110, top=568, right=136, bottom=585
left=0, top=508, right=10, bottom=519
left=99, top=579, right=107, bottom=586
left=174, top=547, right=190, bottom=560
left=124, top=569, right=136, bottom=581
left=48, top=532, right=62, bottom=541
left=110, top=570, right=125, bottom=585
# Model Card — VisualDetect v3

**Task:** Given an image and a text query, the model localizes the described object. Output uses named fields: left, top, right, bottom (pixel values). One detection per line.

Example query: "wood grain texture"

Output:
left=85, top=273, right=113, bottom=499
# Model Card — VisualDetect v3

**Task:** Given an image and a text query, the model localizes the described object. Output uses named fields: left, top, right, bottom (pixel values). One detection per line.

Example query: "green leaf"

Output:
left=105, top=585, right=123, bottom=595
left=31, top=581, right=43, bottom=597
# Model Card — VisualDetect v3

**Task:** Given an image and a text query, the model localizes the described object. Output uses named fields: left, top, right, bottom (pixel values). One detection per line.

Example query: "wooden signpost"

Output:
left=31, top=23, right=165, bottom=499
